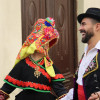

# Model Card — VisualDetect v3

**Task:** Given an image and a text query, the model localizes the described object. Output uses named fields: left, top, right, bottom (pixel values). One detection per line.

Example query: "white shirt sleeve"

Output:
left=60, top=88, right=73, bottom=100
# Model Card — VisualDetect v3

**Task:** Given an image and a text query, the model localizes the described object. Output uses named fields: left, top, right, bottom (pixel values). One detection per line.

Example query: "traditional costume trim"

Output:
left=25, top=57, right=51, bottom=82
left=52, top=79, right=65, bottom=82
left=4, top=75, right=51, bottom=93
left=44, top=57, right=55, bottom=77
left=0, top=90, right=10, bottom=99
left=29, top=56, right=46, bottom=70
left=83, top=53, right=98, bottom=78
left=56, top=93, right=67, bottom=100
left=52, top=74, right=65, bottom=81
left=74, top=53, right=99, bottom=78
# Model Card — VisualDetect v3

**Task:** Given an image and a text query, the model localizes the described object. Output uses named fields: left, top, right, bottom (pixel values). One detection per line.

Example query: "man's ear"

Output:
left=95, top=23, right=100, bottom=31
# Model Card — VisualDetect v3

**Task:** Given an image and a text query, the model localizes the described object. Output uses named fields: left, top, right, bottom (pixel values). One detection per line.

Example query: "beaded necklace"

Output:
left=29, top=56, right=44, bottom=78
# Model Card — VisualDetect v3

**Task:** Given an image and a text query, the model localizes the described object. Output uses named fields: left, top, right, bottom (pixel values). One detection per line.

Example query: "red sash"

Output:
left=78, top=85, right=86, bottom=100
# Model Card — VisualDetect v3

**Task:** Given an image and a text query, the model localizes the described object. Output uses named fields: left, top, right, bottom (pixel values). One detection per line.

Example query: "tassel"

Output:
left=44, top=57, right=55, bottom=77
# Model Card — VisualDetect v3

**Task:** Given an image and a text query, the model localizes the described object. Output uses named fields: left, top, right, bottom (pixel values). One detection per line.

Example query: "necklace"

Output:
left=29, top=56, right=42, bottom=78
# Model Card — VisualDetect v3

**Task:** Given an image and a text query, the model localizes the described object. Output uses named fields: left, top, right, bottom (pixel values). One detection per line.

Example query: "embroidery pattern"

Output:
left=5, top=75, right=51, bottom=91
left=83, top=56, right=97, bottom=77
left=74, top=53, right=98, bottom=78
left=52, top=74, right=65, bottom=79
left=25, top=57, right=51, bottom=82
left=16, top=17, right=59, bottom=61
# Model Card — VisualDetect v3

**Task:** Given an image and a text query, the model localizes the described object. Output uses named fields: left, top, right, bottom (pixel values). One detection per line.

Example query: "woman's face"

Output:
left=43, top=43, right=49, bottom=50
left=42, top=42, right=49, bottom=56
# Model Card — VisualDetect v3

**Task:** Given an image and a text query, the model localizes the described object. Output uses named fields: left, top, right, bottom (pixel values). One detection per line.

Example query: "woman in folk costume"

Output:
left=0, top=17, right=67, bottom=100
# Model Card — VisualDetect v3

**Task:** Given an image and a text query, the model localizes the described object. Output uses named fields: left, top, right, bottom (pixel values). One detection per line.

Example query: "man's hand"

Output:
left=88, top=92, right=100, bottom=100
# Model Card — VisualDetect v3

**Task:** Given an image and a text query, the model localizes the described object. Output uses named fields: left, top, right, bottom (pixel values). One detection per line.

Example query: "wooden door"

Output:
left=21, top=0, right=77, bottom=91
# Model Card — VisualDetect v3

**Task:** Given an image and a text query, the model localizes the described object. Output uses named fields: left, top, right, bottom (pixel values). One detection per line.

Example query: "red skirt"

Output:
left=78, top=85, right=86, bottom=100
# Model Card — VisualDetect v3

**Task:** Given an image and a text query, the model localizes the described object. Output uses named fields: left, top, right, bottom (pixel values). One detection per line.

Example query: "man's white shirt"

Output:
left=77, top=41, right=100, bottom=85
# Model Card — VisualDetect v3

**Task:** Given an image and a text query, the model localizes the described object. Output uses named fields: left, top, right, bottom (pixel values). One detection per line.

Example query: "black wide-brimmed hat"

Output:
left=77, top=8, right=100, bottom=23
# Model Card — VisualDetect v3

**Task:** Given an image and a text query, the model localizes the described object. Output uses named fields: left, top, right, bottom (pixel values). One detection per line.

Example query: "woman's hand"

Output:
left=0, top=90, right=9, bottom=100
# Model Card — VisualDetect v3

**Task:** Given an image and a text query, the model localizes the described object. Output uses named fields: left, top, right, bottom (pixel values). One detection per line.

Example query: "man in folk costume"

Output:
left=61, top=8, right=100, bottom=100
left=0, top=17, right=67, bottom=100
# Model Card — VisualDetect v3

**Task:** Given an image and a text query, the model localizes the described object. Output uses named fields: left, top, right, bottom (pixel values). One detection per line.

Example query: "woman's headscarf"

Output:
left=14, top=17, right=59, bottom=77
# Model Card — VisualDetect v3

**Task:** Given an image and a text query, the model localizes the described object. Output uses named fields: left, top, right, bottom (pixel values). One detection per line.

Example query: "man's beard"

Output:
left=80, top=30, right=94, bottom=43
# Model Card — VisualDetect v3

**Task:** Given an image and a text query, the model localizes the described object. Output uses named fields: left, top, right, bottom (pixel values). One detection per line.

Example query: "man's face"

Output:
left=79, top=18, right=95, bottom=43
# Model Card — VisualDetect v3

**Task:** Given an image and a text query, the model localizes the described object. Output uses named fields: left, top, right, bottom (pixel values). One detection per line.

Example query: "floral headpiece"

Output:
left=14, top=17, right=59, bottom=77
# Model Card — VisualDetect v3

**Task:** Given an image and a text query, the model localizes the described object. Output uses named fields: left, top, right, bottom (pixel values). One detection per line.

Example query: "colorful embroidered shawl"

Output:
left=14, top=17, right=59, bottom=77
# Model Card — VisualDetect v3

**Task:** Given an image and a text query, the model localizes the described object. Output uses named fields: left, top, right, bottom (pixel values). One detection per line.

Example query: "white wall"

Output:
left=0, top=0, right=22, bottom=99
left=84, top=0, right=100, bottom=11
left=77, top=0, right=84, bottom=61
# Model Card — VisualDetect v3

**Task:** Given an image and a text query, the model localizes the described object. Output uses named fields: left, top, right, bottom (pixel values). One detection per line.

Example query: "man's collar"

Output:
left=84, top=40, right=100, bottom=53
